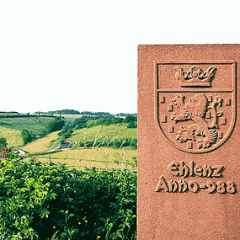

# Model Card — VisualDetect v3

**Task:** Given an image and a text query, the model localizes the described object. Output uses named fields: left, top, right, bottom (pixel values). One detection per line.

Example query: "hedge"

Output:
left=0, top=153, right=137, bottom=239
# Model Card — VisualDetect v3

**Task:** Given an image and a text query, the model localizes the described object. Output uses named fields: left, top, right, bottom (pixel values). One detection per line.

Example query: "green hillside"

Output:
left=70, top=123, right=137, bottom=147
left=22, top=123, right=137, bottom=153
left=0, top=126, right=23, bottom=147
left=0, top=117, right=55, bottom=137
left=21, top=122, right=137, bottom=171
left=21, top=131, right=60, bottom=153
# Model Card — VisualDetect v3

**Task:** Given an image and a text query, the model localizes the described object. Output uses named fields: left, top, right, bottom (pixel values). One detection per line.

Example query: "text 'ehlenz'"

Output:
left=155, top=161, right=236, bottom=194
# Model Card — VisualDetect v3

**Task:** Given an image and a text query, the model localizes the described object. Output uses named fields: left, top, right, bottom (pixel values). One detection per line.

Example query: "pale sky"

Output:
left=0, top=1, right=239, bottom=114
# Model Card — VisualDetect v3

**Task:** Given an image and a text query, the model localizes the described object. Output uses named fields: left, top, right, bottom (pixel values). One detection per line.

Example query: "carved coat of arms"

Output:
left=156, top=61, right=236, bottom=153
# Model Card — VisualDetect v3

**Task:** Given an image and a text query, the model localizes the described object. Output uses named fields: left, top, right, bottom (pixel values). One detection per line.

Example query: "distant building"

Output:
left=13, top=149, right=26, bottom=156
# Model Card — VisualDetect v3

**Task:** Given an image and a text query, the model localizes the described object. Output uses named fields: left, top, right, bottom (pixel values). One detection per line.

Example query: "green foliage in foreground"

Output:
left=0, top=153, right=137, bottom=239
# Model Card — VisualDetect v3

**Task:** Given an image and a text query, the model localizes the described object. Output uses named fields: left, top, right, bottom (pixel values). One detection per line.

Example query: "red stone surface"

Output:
left=137, top=44, right=240, bottom=239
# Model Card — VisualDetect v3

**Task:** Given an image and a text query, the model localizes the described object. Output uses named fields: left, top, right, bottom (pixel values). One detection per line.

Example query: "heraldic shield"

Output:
left=156, top=61, right=236, bottom=153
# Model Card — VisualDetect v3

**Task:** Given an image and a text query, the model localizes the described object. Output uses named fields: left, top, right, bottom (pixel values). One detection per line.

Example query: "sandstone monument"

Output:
left=138, top=44, right=240, bottom=239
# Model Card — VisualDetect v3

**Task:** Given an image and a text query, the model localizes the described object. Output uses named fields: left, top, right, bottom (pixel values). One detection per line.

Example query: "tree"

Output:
left=46, top=117, right=65, bottom=133
left=21, top=129, right=32, bottom=145
left=124, top=114, right=137, bottom=123
left=127, top=121, right=137, bottom=128
left=0, top=137, right=7, bottom=148
left=124, top=114, right=137, bottom=128
left=112, top=117, right=123, bottom=124
left=73, top=118, right=87, bottom=129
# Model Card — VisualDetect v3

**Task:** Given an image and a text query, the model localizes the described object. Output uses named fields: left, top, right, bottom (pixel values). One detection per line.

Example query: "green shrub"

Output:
left=46, top=117, right=65, bottom=134
left=130, top=139, right=137, bottom=149
left=0, top=153, right=137, bottom=239
left=0, top=137, right=7, bottom=147
left=112, top=139, right=122, bottom=149
left=21, top=129, right=32, bottom=145
left=127, top=121, right=137, bottom=128
left=124, top=115, right=136, bottom=123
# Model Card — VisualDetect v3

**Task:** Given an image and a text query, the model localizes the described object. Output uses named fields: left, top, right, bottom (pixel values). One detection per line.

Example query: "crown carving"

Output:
left=175, top=66, right=216, bottom=87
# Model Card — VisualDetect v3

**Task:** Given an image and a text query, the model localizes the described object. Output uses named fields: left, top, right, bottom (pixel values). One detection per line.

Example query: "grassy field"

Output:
left=0, top=126, right=23, bottom=147
left=0, top=117, right=55, bottom=137
left=70, top=123, right=137, bottom=144
left=23, top=147, right=137, bottom=170
left=21, top=131, right=60, bottom=153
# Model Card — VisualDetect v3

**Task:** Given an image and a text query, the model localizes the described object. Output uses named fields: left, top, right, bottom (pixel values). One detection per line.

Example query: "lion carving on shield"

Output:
left=170, top=94, right=222, bottom=149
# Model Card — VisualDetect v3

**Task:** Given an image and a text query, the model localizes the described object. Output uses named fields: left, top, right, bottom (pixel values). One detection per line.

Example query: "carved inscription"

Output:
left=168, top=161, right=223, bottom=178
left=155, top=177, right=236, bottom=194
left=155, top=161, right=236, bottom=194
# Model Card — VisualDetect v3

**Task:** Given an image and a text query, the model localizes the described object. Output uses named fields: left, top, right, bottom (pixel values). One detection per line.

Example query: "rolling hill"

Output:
left=19, top=122, right=138, bottom=171
left=21, top=131, right=60, bottom=153
left=0, top=117, right=55, bottom=137
left=21, top=123, right=137, bottom=153
left=70, top=123, right=137, bottom=146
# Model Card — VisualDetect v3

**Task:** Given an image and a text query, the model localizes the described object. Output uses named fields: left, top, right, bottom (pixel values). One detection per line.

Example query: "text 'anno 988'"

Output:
left=155, top=161, right=236, bottom=194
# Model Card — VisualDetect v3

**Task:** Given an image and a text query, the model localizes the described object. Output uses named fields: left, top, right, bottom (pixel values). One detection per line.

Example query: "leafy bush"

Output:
left=130, top=139, right=137, bottom=149
left=127, top=121, right=137, bottom=129
left=73, top=117, right=88, bottom=129
left=21, top=129, right=32, bottom=145
left=0, top=137, right=7, bottom=147
left=124, top=115, right=137, bottom=129
left=0, top=153, right=137, bottom=239
left=124, top=115, right=136, bottom=123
